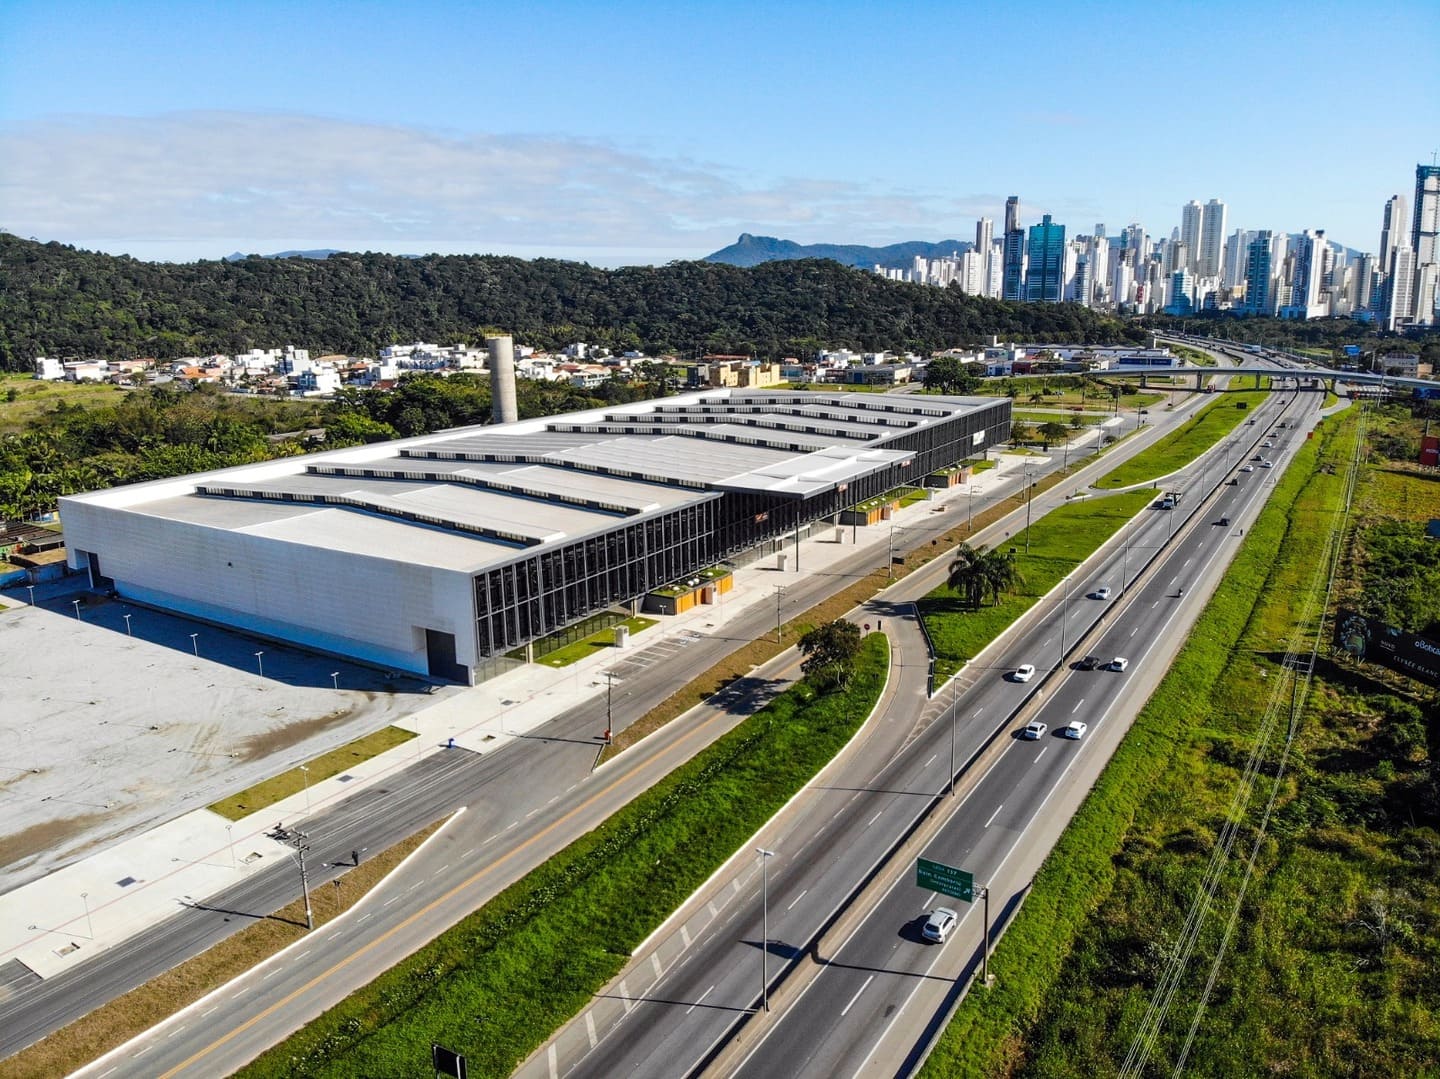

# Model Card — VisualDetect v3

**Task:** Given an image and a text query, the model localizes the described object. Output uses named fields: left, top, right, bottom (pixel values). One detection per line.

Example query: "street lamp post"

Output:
left=189, top=633, right=199, bottom=657
left=756, top=848, right=775, bottom=1011
left=72, top=599, right=81, bottom=620
left=301, top=764, right=311, bottom=812
left=123, top=613, right=132, bottom=636
left=254, top=651, right=265, bottom=678
left=967, top=483, right=976, bottom=531
left=81, top=892, right=94, bottom=939
left=773, top=586, right=784, bottom=643
left=1024, top=468, right=1036, bottom=554
left=887, top=523, right=900, bottom=580
left=289, top=831, right=314, bottom=931
left=330, top=671, right=339, bottom=691
left=605, top=671, right=615, bottom=744
left=1060, top=574, right=1073, bottom=661
left=25, top=585, right=35, bottom=607
left=226, top=823, right=235, bottom=868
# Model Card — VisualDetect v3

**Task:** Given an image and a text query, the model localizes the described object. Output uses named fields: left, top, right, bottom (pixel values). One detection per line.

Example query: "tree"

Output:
left=923, top=356, right=980, bottom=395
left=798, top=620, right=863, bottom=690
left=980, top=547, right=1025, bottom=604
left=946, top=543, right=988, bottom=608
left=1038, top=421, right=1068, bottom=448
left=1009, top=420, right=1034, bottom=446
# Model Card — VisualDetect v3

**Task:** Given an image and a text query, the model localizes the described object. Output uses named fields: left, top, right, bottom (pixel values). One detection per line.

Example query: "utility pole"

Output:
left=773, top=586, right=784, bottom=643
left=1024, top=468, right=1036, bottom=553
left=287, top=830, right=314, bottom=931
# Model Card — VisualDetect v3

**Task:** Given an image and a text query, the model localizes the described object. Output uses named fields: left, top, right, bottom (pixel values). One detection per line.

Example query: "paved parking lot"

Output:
left=0, top=581, right=457, bottom=894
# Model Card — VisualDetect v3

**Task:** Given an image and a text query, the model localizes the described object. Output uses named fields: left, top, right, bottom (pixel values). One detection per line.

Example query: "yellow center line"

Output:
left=159, top=663, right=798, bottom=1078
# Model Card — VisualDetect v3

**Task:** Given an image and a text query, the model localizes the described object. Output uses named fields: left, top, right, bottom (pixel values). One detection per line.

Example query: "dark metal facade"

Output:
left=470, top=397, right=1011, bottom=658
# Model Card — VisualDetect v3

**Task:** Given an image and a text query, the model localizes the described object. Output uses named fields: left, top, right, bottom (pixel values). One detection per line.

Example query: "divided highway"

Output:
left=526, top=385, right=1310, bottom=1079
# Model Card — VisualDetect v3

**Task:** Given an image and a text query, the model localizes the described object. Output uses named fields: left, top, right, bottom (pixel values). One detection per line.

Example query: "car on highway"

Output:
left=922, top=907, right=958, bottom=943
left=1219, top=516, right=1231, bottom=526
left=1263, top=440, right=1275, bottom=447
left=1251, top=454, right=1265, bottom=461
left=1240, top=464, right=1255, bottom=473
left=1092, top=586, right=1112, bottom=600
left=1157, top=497, right=1175, bottom=510
left=1260, top=459, right=1274, bottom=468
left=1021, top=720, right=1047, bottom=740
left=1107, top=657, right=1130, bottom=672
left=1062, top=720, right=1088, bottom=739
left=1011, top=663, right=1036, bottom=682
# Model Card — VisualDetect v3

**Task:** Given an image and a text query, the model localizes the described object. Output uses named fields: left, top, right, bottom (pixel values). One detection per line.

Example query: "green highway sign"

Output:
left=916, top=857, right=974, bottom=903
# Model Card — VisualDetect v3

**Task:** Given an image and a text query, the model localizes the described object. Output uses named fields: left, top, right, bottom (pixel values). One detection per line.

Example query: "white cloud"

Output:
left=0, top=111, right=998, bottom=261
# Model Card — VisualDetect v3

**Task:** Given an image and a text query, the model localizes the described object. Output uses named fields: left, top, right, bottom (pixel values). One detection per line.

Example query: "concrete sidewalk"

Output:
left=0, top=447, right=1045, bottom=983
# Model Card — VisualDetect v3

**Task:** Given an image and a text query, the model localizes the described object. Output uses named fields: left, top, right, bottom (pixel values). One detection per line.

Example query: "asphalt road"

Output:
left=25, top=385, right=1210, bottom=1076
left=528, top=384, right=1306, bottom=1079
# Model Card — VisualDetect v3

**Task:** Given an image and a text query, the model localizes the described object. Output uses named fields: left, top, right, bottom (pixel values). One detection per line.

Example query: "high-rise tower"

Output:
left=975, top=217, right=994, bottom=297
left=1023, top=214, right=1066, bottom=303
left=1412, top=164, right=1440, bottom=323
left=1243, top=231, right=1275, bottom=316
left=1002, top=197, right=1026, bottom=301
left=1199, top=198, right=1227, bottom=278
left=1180, top=201, right=1204, bottom=272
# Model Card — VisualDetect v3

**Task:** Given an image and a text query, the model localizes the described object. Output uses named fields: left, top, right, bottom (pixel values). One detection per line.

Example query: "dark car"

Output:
left=1076, top=655, right=1101, bottom=670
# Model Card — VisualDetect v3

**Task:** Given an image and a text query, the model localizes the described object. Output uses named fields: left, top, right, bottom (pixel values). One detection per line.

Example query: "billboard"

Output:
left=1335, top=609, right=1440, bottom=689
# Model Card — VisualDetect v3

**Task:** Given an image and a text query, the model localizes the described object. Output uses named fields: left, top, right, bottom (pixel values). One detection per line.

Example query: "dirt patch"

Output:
left=0, top=814, right=107, bottom=880
left=233, top=707, right=358, bottom=764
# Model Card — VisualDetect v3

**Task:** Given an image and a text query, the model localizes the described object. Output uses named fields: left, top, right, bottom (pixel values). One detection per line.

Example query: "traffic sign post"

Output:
left=916, top=857, right=974, bottom=903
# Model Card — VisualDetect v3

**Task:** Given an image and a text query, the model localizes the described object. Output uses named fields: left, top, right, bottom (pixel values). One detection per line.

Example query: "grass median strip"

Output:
left=1095, top=385, right=1270, bottom=489
left=920, top=407, right=1352, bottom=1078
left=208, top=726, right=418, bottom=821
left=921, top=490, right=1155, bottom=683
left=238, top=634, right=890, bottom=1078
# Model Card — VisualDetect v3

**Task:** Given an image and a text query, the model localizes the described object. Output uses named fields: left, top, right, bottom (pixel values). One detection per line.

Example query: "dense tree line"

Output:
left=0, top=233, right=1144, bottom=370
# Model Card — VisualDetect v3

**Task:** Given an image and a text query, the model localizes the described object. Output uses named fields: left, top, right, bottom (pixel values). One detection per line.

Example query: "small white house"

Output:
left=34, top=357, right=64, bottom=380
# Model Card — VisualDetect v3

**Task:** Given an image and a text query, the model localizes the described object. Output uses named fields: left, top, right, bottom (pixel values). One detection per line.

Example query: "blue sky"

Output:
left=1, top=0, right=1436, bottom=264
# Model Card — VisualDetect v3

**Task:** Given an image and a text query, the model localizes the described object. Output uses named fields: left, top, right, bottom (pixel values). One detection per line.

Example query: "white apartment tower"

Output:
left=975, top=217, right=994, bottom=296
left=1180, top=201, right=1204, bottom=272
left=1199, top=199, right=1227, bottom=278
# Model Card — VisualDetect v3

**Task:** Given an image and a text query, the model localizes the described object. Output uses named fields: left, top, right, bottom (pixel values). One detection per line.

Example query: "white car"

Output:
left=922, top=907, right=958, bottom=943
left=1240, top=464, right=1255, bottom=473
left=1062, top=721, right=1088, bottom=739
left=1022, top=720, right=1047, bottom=740
left=1260, top=460, right=1274, bottom=469
left=1093, top=586, right=1112, bottom=601
left=1108, top=657, right=1129, bottom=672
left=1012, top=664, right=1036, bottom=682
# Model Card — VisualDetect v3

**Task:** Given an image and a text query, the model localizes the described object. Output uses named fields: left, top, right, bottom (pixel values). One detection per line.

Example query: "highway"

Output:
left=523, top=380, right=1309, bottom=1079
left=35, top=381, right=1216, bottom=1077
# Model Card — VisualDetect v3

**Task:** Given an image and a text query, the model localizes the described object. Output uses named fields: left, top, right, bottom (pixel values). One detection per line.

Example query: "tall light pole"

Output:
left=773, top=586, right=784, bottom=643
left=301, top=764, right=311, bottom=812
left=330, top=671, right=339, bottom=690
left=189, top=632, right=199, bottom=657
left=949, top=676, right=958, bottom=797
left=1024, top=467, right=1036, bottom=554
left=967, top=482, right=976, bottom=531
left=25, top=585, right=35, bottom=607
left=72, top=599, right=81, bottom=620
left=1059, top=574, right=1073, bottom=661
left=254, top=651, right=265, bottom=678
left=226, top=823, right=235, bottom=868
left=756, top=848, right=775, bottom=1011
left=290, top=831, right=314, bottom=931
left=605, top=671, right=615, bottom=744
left=887, top=523, right=901, bottom=580
left=123, top=613, right=132, bottom=636
left=80, top=891, right=94, bottom=939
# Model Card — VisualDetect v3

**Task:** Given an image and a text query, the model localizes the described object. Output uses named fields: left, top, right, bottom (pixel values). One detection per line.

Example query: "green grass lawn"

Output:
left=239, top=635, right=890, bottom=1079
left=208, top=726, right=419, bottom=821
left=1094, top=385, right=1270, bottom=489
left=1013, top=410, right=1105, bottom=427
left=919, top=490, right=1155, bottom=682
left=537, top=616, right=658, bottom=667
left=0, top=372, right=128, bottom=433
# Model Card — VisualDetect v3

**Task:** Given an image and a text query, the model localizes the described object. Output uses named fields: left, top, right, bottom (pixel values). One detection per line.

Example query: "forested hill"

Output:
left=0, top=233, right=1144, bottom=369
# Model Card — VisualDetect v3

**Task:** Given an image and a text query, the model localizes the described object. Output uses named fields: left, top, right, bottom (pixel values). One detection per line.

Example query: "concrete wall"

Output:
left=61, top=500, right=477, bottom=680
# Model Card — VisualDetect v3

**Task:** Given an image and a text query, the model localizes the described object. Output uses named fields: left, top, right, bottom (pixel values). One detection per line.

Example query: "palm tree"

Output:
left=946, top=544, right=987, bottom=608
left=980, top=548, right=1025, bottom=605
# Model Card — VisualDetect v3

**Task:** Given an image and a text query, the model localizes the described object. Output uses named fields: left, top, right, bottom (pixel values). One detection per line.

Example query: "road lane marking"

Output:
left=681, top=926, right=691, bottom=947
left=840, top=974, right=875, bottom=1017
left=651, top=953, right=663, bottom=980
left=984, top=804, right=1004, bottom=828
left=924, top=754, right=936, bottom=767
left=296, top=951, right=310, bottom=961
left=707, top=901, right=719, bottom=918
left=866, top=810, right=883, bottom=828
left=463, top=848, right=475, bottom=857
left=585, top=1009, right=598, bottom=1048
left=686, top=985, right=716, bottom=1015
left=263, top=969, right=280, bottom=981
left=436, top=865, right=450, bottom=874
left=383, top=896, right=399, bottom=907
left=135, top=1045, right=153, bottom=1058
left=1071, top=699, right=1084, bottom=713
left=548, top=1042, right=558, bottom=1079
left=201, top=1007, right=218, bottom=1018
left=620, top=979, right=633, bottom=1012
left=973, top=707, right=984, bottom=717
left=168, top=1025, right=186, bottom=1037
left=1131, top=627, right=1138, bottom=636
left=786, top=889, right=808, bottom=912
left=1034, top=747, right=1047, bottom=763
left=99, top=1070, right=117, bottom=1078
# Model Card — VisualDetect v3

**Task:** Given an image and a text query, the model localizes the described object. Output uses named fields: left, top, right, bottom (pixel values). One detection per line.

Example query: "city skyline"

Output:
left=1, top=0, right=1436, bottom=265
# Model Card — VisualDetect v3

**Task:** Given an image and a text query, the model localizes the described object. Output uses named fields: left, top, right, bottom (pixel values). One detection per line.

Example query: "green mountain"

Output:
left=0, top=233, right=1142, bottom=369
left=704, top=232, right=972, bottom=269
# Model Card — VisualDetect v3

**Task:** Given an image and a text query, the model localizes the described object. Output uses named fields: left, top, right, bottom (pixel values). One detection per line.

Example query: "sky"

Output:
left=1, top=0, right=1437, bottom=265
